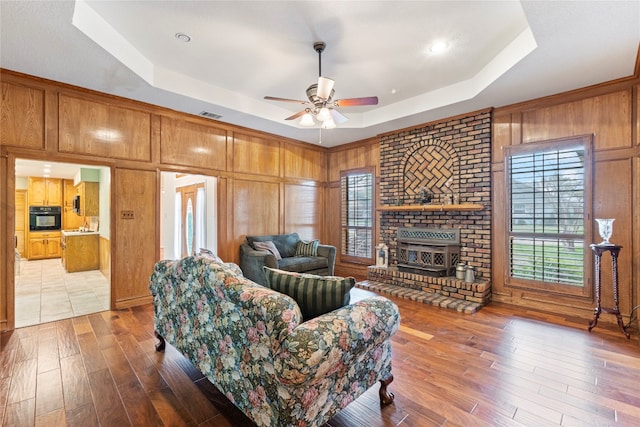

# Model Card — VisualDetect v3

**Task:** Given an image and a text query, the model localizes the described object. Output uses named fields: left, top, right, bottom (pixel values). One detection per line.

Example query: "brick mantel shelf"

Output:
left=377, top=203, right=484, bottom=212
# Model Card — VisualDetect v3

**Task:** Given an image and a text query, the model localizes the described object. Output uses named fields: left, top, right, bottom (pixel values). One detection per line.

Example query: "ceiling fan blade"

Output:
left=317, top=77, right=335, bottom=100
left=334, top=96, right=379, bottom=107
left=330, top=108, right=349, bottom=124
left=285, top=110, right=307, bottom=120
left=264, top=96, right=307, bottom=104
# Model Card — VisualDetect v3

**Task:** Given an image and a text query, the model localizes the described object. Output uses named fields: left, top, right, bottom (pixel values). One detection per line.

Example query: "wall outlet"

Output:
left=121, top=210, right=135, bottom=219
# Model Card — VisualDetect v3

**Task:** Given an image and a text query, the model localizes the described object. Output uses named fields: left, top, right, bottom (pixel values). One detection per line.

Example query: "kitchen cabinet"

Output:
left=61, top=231, right=99, bottom=272
left=75, top=181, right=99, bottom=217
left=28, top=231, right=61, bottom=260
left=28, top=177, right=62, bottom=206
left=62, top=179, right=83, bottom=230
left=15, top=189, right=27, bottom=258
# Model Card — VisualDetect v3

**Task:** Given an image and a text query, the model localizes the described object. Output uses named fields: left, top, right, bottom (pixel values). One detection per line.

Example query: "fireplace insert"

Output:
left=396, top=227, right=460, bottom=276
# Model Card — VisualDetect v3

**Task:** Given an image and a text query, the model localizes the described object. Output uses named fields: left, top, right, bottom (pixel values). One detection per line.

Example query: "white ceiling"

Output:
left=1, top=1, right=639, bottom=147
left=14, top=159, right=106, bottom=181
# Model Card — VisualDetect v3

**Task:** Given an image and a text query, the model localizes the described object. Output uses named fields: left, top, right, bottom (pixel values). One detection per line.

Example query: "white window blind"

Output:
left=340, top=171, right=373, bottom=260
left=508, top=143, right=587, bottom=287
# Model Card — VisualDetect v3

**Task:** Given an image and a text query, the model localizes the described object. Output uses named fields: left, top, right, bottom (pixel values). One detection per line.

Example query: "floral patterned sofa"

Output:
left=148, top=253, right=400, bottom=427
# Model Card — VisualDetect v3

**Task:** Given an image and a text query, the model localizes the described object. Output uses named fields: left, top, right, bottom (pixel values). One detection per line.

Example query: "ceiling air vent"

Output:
left=199, top=111, right=223, bottom=120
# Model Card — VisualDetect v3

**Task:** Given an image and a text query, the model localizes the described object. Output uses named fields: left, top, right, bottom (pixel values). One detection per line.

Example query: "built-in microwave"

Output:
left=72, top=195, right=80, bottom=214
left=29, top=206, right=62, bottom=231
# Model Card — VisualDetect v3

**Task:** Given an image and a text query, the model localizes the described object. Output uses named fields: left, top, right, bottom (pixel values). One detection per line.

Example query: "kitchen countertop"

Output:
left=62, top=230, right=99, bottom=236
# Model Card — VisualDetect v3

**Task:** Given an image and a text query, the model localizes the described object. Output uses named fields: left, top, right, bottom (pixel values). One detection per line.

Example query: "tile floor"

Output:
left=14, top=258, right=110, bottom=328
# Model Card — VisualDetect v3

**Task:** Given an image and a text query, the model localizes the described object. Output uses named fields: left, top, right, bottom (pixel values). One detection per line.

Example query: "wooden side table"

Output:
left=588, top=244, right=630, bottom=338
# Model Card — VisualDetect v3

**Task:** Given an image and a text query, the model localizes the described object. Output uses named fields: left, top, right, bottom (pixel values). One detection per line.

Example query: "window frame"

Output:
left=339, top=167, right=375, bottom=265
left=504, top=135, right=594, bottom=298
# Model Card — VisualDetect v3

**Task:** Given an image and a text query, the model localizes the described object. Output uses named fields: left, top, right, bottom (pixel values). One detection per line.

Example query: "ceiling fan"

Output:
left=264, top=42, right=378, bottom=129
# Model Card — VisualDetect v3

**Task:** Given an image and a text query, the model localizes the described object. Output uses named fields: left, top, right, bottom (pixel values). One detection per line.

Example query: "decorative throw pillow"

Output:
left=263, top=267, right=354, bottom=320
left=199, top=248, right=222, bottom=263
left=295, top=239, right=319, bottom=257
left=253, top=240, right=282, bottom=260
left=198, top=248, right=241, bottom=274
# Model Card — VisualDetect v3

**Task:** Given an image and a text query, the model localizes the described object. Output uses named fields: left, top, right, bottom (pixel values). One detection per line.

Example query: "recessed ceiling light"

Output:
left=429, top=40, right=449, bottom=54
left=175, top=32, right=191, bottom=43
left=43, top=168, right=51, bottom=173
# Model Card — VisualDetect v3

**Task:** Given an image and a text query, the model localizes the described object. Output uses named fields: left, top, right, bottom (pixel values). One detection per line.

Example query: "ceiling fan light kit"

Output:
left=316, top=107, right=331, bottom=122
left=316, top=76, right=335, bottom=100
left=299, top=112, right=315, bottom=126
left=264, top=41, right=378, bottom=130
left=321, top=118, right=336, bottom=129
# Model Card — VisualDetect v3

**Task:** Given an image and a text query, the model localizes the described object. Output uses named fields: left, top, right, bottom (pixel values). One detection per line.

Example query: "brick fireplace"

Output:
left=368, top=109, right=493, bottom=308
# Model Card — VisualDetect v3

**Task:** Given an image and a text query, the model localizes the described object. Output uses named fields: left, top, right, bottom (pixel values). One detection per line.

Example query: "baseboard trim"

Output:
left=115, top=295, right=153, bottom=309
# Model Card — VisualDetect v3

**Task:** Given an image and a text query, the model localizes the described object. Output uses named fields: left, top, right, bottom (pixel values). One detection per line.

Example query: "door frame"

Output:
left=6, top=155, right=113, bottom=331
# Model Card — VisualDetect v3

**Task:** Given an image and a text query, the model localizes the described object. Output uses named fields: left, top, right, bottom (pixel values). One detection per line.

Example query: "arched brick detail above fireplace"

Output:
left=378, top=109, right=492, bottom=283
left=402, top=140, right=459, bottom=200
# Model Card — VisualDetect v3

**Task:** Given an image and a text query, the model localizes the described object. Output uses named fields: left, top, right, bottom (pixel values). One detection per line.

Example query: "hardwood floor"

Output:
left=2, top=292, right=639, bottom=426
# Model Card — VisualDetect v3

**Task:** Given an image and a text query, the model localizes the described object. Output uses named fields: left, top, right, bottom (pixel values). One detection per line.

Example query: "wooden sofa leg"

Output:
left=379, top=374, right=395, bottom=405
left=155, top=331, right=166, bottom=352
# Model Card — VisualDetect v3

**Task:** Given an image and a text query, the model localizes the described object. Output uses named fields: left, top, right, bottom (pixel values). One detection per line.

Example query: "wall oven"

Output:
left=29, top=206, right=62, bottom=231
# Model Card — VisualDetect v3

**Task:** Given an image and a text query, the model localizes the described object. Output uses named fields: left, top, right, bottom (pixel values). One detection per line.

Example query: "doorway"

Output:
left=14, top=159, right=111, bottom=328
left=160, top=172, right=217, bottom=260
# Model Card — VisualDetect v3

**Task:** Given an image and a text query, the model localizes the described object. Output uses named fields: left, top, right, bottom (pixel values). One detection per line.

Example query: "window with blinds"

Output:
left=507, top=137, right=592, bottom=294
left=340, top=170, right=374, bottom=261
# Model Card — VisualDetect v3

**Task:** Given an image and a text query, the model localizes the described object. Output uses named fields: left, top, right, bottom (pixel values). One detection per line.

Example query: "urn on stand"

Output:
left=595, top=218, right=615, bottom=245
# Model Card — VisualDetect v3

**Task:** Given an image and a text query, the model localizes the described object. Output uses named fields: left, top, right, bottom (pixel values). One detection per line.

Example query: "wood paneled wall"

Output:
left=492, top=81, right=640, bottom=324
left=1, top=82, right=45, bottom=149
left=232, top=132, right=280, bottom=177
left=284, top=183, right=324, bottom=241
left=113, top=168, right=157, bottom=307
left=160, top=116, right=228, bottom=170
left=0, top=154, right=9, bottom=331
left=59, top=94, right=152, bottom=161
left=231, top=179, right=281, bottom=253
left=0, top=69, right=327, bottom=330
left=326, top=139, right=380, bottom=279
left=283, top=144, right=326, bottom=181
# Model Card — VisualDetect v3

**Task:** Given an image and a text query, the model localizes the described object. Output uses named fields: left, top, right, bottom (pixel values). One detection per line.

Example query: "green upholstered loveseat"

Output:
left=239, top=232, right=336, bottom=286
left=149, top=253, right=399, bottom=427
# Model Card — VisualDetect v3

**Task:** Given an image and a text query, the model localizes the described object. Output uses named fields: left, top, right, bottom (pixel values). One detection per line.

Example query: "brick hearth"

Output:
left=365, top=266, right=491, bottom=313
left=358, top=281, right=483, bottom=314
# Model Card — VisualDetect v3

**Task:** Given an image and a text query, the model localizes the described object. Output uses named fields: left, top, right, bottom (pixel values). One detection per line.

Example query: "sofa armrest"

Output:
left=316, top=244, right=336, bottom=275
left=275, top=296, right=400, bottom=386
left=239, top=243, right=278, bottom=286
